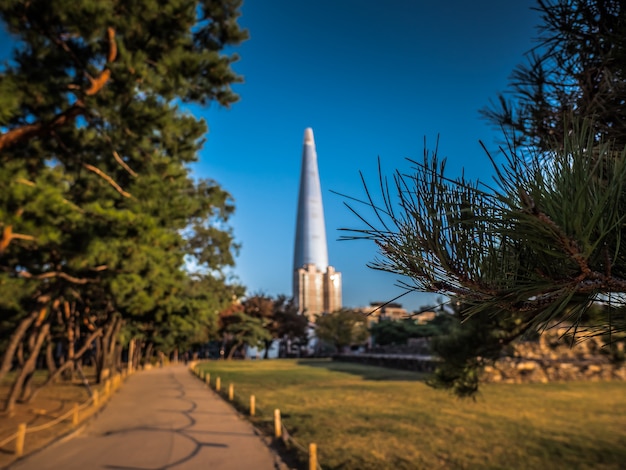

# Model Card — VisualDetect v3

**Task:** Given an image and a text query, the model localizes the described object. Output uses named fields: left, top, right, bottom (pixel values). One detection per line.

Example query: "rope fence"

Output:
left=0, top=368, right=132, bottom=458
left=190, top=363, right=322, bottom=470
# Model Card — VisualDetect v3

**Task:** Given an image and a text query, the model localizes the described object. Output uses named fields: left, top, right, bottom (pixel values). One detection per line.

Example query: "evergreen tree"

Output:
left=344, top=0, right=626, bottom=396
left=0, top=0, right=247, bottom=411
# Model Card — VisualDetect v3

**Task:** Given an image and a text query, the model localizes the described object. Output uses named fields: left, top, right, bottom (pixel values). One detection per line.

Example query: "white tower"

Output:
left=293, top=128, right=341, bottom=319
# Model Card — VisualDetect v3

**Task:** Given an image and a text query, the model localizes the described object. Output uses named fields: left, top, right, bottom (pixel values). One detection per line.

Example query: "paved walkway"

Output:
left=11, top=365, right=281, bottom=470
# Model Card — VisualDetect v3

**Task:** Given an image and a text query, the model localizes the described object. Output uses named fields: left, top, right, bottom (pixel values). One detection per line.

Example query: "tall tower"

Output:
left=293, top=128, right=342, bottom=320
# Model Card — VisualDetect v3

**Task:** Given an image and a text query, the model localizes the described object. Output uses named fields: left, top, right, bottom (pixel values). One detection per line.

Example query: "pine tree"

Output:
left=0, top=0, right=247, bottom=411
left=344, top=0, right=626, bottom=396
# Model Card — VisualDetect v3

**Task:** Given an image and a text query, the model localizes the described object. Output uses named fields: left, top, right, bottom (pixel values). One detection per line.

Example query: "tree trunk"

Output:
left=0, top=310, right=39, bottom=384
left=227, top=341, right=242, bottom=360
left=127, top=338, right=135, bottom=372
left=64, top=306, right=75, bottom=381
left=134, top=342, right=143, bottom=370
left=94, top=335, right=103, bottom=382
left=16, top=342, right=24, bottom=367
left=96, top=315, right=119, bottom=382
left=19, top=328, right=49, bottom=402
left=3, top=323, right=50, bottom=413
left=145, top=343, right=154, bottom=366
left=26, top=328, right=102, bottom=403
left=115, top=343, right=123, bottom=371
left=109, top=318, right=122, bottom=373
left=45, top=340, right=57, bottom=381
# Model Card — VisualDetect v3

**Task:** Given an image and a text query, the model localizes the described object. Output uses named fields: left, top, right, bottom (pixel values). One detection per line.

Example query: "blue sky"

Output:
left=196, top=0, right=540, bottom=311
left=0, top=1, right=541, bottom=312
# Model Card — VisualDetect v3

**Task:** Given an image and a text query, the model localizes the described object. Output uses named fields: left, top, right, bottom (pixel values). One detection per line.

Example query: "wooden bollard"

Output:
left=309, top=443, right=317, bottom=470
left=93, top=390, right=99, bottom=408
left=15, top=423, right=26, bottom=458
left=216, top=377, right=221, bottom=391
left=205, top=373, right=210, bottom=386
left=274, top=409, right=281, bottom=438
left=250, top=395, right=255, bottom=416
left=72, top=403, right=79, bottom=426
left=105, top=379, right=111, bottom=397
left=228, top=383, right=234, bottom=401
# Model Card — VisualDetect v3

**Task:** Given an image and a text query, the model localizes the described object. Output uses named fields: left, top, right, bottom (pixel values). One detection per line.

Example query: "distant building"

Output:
left=356, top=302, right=408, bottom=325
left=293, top=128, right=342, bottom=321
left=412, top=310, right=436, bottom=324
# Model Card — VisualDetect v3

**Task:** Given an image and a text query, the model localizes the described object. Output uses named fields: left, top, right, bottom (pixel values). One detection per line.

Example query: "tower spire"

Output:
left=293, top=127, right=329, bottom=272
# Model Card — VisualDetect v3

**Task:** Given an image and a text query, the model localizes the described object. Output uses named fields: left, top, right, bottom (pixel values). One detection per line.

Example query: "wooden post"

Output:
left=15, top=423, right=26, bottom=458
left=216, top=377, right=221, bottom=391
left=309, top=443, right=318, bottom=470
left=93, top=390, right=99, bottom=408
left=72, top=403, right=79, bottom=426
left=205, top=373, right=210, bottom=386
left=105, top=379, right=111, bottom=397
left=274, top=409, right=281, bottom=438
left=250, top=395, right=255, bottom=416
left=228, top=383, right=234, bottom=401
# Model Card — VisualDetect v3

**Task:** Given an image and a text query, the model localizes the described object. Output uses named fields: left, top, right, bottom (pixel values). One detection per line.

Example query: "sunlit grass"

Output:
left=198, top=359, right=626, bottom=470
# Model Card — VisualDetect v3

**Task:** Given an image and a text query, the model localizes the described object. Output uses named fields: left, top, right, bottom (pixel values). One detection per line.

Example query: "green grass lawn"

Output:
left=196, top=359, right=626, bottom=470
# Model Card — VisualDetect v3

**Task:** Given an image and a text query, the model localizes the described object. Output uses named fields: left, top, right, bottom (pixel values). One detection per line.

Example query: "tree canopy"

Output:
left=0, top=0, right=247, bottom=412
left=315, top=309, right=368, bottom=352
left=218, top=294, right=308, bottom=359
left=343, top=0, right=626, bottom=396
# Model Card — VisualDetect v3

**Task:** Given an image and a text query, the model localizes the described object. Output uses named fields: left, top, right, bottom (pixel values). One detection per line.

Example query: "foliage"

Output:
left=273, top=295, right=308, bottom=344
left=342, top=0, right=626, bottom=396
left=224, top=312, right=272, bottom=359
left=370, top=313, right=455, bottom=346
left=0, top=0, right=246, bottom=410
left=315, top=309, right=368, bottom=351
left=482, top=0, right=626, bottom=150
left=219, top=294, right=308, bottom=358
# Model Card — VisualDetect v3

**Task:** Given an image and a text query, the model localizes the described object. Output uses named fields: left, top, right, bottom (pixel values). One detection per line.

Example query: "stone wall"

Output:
left=337, top=327, right=626, bottom=384
left=482, top=327, right=626, bottom=384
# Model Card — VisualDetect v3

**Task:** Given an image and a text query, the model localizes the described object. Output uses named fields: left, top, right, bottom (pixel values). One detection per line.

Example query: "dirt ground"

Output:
left=0, top=369, right=112, bottom=468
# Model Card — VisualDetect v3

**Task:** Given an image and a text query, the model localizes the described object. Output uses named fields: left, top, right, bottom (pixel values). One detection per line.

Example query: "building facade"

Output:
left=293, top=128, right=342, bottom=321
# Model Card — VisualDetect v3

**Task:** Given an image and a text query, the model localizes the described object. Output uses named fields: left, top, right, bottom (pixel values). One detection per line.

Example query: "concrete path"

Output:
left=11, top=365, right=281, bottom=470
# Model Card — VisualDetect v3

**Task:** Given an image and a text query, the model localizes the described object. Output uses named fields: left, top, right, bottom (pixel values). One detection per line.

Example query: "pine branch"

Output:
left=0, top=225, right=36, bottom=254
left=82, top=163, right=132, bottom=198
left=112, top=150, right=138, bottom=177
left=17, top=270, right=94, bottom=285
left=0, top=103, right=85, bottom=152
left=0, top=27, right=117, bottom=152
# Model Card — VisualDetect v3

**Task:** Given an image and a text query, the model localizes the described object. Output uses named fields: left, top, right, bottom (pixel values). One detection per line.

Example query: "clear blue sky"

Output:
left=195, top=0, right=541, bottom=311
left=0, top=1, right=541, bottom=312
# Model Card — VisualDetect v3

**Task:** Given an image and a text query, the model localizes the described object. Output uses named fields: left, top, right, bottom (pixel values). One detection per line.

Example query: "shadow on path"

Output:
left=99, top=372, right=229, bottom=470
